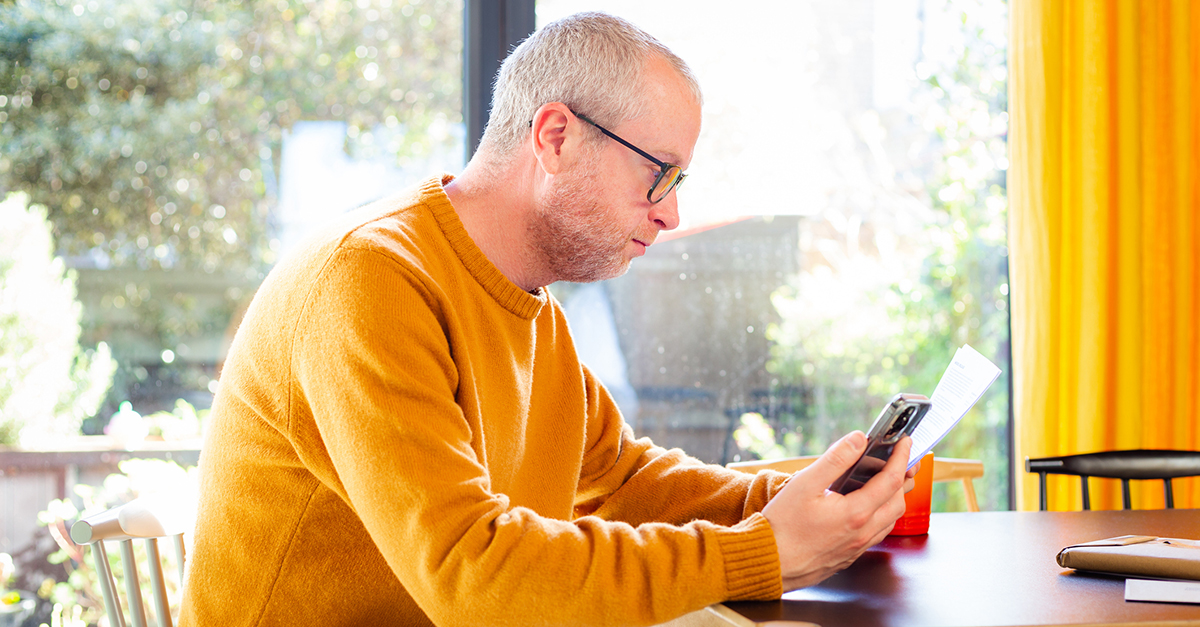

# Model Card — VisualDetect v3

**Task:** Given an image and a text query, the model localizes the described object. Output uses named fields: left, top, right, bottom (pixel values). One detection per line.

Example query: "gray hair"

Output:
left=479, top=12, right=702, bottom=156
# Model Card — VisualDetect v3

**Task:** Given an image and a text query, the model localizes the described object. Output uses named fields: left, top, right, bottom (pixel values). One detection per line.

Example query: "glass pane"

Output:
left=0, top=0, right=464, bottom=446
left=650, top=167, right=682, bottom=203
left=539, top=0, right=1011, bottom=511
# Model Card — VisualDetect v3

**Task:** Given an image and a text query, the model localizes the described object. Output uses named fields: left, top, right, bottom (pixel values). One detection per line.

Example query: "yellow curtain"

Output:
left=1010, top=0, right=1200, bottom=511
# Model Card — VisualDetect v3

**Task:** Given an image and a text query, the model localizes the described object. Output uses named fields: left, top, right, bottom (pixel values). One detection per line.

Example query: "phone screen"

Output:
left=828, top=394, right=932, bottom=494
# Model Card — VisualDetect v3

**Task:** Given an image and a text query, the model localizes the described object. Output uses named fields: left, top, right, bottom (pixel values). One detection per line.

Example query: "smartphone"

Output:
left=828, top=393, right=933, bottom=495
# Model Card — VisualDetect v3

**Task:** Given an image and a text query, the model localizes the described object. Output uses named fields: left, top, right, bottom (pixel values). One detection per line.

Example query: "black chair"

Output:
left=1026, top=449, right=1200, bottom=511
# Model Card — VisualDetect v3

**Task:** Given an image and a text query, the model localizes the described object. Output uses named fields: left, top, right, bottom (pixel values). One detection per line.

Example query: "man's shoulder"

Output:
left=250, top=177, right=455, bottom=309
left=340, top=176, right=452, bottom=255
left=284, top=176, right=456, bottom=280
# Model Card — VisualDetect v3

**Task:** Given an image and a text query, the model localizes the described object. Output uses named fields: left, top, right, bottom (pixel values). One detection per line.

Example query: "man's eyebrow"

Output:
left=653, top=150, right=685, bottom=166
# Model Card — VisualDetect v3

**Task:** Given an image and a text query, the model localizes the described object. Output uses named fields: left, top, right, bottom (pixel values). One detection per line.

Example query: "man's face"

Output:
left=531, top=57, right=702, bottom=284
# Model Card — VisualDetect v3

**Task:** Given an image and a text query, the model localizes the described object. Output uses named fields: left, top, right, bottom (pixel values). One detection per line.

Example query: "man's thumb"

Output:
left=804, top=430, right=867, bottom=486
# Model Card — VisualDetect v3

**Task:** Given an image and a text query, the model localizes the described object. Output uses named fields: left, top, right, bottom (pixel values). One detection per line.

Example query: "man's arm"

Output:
left=568, top=360, right=916, bottom=593
left=571, top=366, right=791, bottom=527
left=292, top=248, right=781, bottom=626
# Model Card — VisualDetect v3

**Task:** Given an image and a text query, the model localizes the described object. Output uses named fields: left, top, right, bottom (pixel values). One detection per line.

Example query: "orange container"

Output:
left=890, top=452, right=935, bottom=536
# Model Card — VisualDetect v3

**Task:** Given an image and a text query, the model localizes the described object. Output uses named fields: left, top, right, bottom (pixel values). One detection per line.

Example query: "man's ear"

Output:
left=530, top=103, right=586, bottom=175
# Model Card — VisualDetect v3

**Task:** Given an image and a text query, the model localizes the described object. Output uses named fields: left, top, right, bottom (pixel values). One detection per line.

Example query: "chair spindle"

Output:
left=145, top=538, right=173, bottom=627
left=119, top=539, right=148, bottom=627
left=172, top=534, right=187, bottom=584
left=92, top=540, right=126, bottom=627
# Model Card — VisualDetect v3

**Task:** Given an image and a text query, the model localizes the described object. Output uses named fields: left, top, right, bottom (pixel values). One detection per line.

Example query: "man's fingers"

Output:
left=856, top=436, right=912, bottom=501
left=865, top=520, right=896, bottom=549
left=893, top=436, right=913, bottom=473
left=798, top=431, right=867, bottom=487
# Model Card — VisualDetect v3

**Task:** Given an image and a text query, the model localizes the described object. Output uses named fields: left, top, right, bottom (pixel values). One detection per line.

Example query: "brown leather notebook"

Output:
left=1057, top=535, right=1200, bottom=580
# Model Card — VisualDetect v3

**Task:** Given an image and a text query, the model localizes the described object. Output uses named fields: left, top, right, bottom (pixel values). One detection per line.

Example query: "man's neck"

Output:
left=444, top=153, right=550, bottom=292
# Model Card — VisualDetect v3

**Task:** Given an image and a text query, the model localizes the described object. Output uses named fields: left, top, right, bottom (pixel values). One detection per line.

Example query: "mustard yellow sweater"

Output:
left=179, top=176, right=785, bottom=627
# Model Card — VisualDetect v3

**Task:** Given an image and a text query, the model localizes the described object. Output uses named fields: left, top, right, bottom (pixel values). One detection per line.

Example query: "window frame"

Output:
left=463, top=0, right=537, bottom=160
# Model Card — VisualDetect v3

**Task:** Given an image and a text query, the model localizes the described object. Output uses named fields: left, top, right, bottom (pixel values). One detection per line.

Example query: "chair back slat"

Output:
left=1026, top=450, right=1200, bottom=510
left=727, top=455, right=986, bottom=511
left=1028, top=450, right=1200, bottom=480
left=71, top=496, right=190, bottom=627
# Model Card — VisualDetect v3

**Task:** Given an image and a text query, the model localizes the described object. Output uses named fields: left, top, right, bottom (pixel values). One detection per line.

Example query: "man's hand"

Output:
left=761, top=432, right=913, bottom=591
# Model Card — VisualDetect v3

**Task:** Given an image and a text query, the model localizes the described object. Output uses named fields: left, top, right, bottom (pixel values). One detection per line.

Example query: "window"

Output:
left=540, top=0, right=1012, bottom=511
left=0, top=0, right=464, bottom=444
left=2, top=0, right=1010, bottom=511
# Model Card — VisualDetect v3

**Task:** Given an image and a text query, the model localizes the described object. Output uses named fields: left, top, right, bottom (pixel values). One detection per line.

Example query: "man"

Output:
left=180, top=11, right=913, bottom=626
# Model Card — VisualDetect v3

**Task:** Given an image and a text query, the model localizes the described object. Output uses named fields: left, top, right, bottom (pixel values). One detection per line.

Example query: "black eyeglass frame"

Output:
left=569, top=110, right=688, bottom=204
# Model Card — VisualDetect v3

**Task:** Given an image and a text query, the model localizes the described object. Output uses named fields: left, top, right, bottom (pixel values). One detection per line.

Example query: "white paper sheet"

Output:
left=1126, top=578, right=1200, bottom=604
left=907, top=344, right=1001, bottom=467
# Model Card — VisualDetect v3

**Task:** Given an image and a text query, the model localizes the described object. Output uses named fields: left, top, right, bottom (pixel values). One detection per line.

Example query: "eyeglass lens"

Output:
left=650, top=166, right=684, bottom=203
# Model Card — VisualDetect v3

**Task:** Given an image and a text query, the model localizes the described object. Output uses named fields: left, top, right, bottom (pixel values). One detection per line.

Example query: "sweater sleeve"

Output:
left=573, top=367, right=792, bottom=528
left=292, top=248, right=781, bottom=627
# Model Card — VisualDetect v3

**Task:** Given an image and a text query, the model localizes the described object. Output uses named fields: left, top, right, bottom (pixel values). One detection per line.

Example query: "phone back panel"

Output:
left=829, top=394, right=932, bottom=494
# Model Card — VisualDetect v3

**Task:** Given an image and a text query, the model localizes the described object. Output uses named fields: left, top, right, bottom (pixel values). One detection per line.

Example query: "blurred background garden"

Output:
left=2, top=0, right=1009, bottom=623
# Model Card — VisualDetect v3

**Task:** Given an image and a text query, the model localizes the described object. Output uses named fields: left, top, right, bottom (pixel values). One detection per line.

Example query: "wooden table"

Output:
left=701, top=509, right=1200, bottom=627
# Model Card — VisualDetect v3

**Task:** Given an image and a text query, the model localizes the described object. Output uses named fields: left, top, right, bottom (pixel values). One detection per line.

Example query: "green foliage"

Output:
left=0, top=0, right=463, bottom=273
left=734, top=412, right=799, bottom=462
left=754, top=0, right=1010, bottom=511
left=1, top=0, right=463, bottom=422
left=38, top=458, right=197, bottom=627
left=1, top=552, right=13, bottom=590
left=144, top=398, right=208, bottom=440
left=0, top=192, right=115, bottom=446
left=1, top=550, right=38, bottom=627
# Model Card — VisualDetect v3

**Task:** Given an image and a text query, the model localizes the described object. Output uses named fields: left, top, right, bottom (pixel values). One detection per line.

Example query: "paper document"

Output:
left=1126, top=578, right=1200, bottom=604
left=908, top=344, right=1001, bottom=467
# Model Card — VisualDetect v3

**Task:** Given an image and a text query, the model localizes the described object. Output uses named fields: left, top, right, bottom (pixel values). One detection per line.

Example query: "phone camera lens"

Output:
left=885, top=407, right=915, bottom=438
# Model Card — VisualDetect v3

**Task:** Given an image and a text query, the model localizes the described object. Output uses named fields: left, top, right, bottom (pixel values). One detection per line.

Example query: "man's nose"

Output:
left=648, top=193, right=681, bottom=231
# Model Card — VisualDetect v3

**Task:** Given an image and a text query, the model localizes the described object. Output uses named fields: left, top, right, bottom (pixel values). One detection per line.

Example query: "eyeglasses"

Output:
left=571, top=110, right=687, bottom=204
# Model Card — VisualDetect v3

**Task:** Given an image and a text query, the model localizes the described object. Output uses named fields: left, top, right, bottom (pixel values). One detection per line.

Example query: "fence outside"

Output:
left=0, top=437, right=201, bottom=555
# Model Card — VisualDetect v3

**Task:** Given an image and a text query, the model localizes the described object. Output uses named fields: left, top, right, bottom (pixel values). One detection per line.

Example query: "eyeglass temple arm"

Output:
left=572, top=112, right=671, bottom=169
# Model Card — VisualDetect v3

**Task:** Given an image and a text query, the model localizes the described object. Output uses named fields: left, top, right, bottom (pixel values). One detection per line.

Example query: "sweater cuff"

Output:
left=714, top=512, right=782, bottom=601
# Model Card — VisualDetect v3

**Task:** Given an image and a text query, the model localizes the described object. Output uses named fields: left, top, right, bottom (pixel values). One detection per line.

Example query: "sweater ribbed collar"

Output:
left=422, top=175, right=547, bottom=320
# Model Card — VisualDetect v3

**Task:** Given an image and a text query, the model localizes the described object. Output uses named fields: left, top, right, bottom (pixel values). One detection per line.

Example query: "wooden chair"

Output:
left=69, top=496, right=190, bottom=627
left=1025, top=449, right=1200, bottom=511
left=727, top=455, right=985, bottom=512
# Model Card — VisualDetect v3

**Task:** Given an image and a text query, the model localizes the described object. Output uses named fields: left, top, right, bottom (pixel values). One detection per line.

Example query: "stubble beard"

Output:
left=530, top=162, right=641, bottom=285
